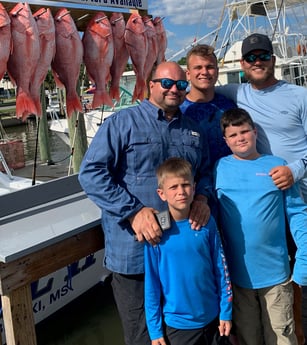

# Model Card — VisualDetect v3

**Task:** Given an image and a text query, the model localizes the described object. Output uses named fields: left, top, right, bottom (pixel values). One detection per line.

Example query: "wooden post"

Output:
left=38, top=84, right=51, bottom=163
left=0, top=226, right=104, bottom=345
left=68, top=109, right=88, bottom=174
left=2, top=286, right=37, bottom=345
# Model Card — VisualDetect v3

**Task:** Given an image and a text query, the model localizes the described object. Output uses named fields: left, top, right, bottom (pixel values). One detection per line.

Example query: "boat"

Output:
left=0, top=169, right=38, bottom=196
left=49, top=72, right=138, bottom=146
left=49, top=107, right=107, bottom=146
left=214, top=0, right=307, bottom=86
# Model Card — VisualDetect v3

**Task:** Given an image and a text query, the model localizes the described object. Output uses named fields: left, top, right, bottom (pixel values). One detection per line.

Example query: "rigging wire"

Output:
left=271, top=0, right=284, bottom=40
left=212, top=0, right=228, bottom=49
left=193, top=0, right=207, bottom=43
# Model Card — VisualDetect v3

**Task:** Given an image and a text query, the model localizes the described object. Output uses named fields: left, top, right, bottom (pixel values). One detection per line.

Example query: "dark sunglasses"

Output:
left=243, top=53, right=272, bottom=63
left=152, top=78, right=189, bottom=91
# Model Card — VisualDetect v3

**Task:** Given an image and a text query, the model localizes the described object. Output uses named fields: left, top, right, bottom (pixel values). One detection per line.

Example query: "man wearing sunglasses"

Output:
left=217, top=33, right=307, bottom=345
left=78, top=61, right=212, bottom=345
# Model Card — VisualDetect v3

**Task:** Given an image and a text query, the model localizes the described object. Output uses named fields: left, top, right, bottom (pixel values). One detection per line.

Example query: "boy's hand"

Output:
left=219, top=320, right=232, bottom=336
left=152, top=337, right=167, bottom=345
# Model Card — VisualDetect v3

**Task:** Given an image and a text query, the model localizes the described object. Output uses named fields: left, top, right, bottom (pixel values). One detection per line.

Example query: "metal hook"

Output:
left=11, top=5, right=23, bottom=17
left=95, top=15, right=108, bottom=23
left=56, top=10, right=71, bottom=21
left=34, top=8, right=47, bottom=20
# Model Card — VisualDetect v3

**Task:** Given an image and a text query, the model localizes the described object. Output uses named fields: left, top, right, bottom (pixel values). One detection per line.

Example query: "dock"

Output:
left=13, top=160, right=71, bottom=182
left=0, top=174, right=104, bottom=345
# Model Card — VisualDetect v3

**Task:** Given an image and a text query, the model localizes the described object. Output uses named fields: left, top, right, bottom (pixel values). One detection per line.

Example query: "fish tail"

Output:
left=34, top=98, right=42, bottom=116
left=92, top=91, right=114, bottom=109
left=138, top=84, right=147, bottom=101
left=109, top=85, right=120, bottom=102
left=16, top=91, right=38, bottom=119
left=66, top=95, right=83, bottom=118
left=132, top=78, right=146, bottom=103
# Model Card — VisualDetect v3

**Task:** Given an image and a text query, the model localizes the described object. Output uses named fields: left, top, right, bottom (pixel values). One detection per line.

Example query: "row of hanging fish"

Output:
left=0, top=2, right=167, bottom=121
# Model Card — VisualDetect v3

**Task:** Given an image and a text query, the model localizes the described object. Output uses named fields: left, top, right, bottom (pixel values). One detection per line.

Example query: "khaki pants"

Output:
left=233, top=280, right=298, bottom=345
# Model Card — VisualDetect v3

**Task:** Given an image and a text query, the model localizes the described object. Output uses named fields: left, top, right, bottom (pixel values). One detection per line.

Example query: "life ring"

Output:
left=297, top=44, right=306, bottom=56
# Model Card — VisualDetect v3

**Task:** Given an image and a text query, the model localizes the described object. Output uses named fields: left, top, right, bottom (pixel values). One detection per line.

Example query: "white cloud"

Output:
left=149, top=0, right=225, bottom=26
left=148, top=0, right=307, bottom=61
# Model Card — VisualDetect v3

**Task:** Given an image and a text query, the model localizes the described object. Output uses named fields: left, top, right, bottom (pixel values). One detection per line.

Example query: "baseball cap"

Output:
left=241, top=33, right=273, bottom=56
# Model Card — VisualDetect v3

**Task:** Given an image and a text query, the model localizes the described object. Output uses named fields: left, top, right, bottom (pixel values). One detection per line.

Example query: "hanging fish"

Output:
left=7, top=2, right=40, bottom=120
left=83, top=12, right=114, bottom=109
left=109, top=12, right=129, bottom=102
left=52, top=8, right=83, bottom=118
left=143, top=15, right=158, bottom=81
left=124, top=13, right=148, bottom=103
left=0, top=3, right=11, bottom=82
left=153, top=17, right=167, bottom=64
left=31, top=8, right=56, bottom=116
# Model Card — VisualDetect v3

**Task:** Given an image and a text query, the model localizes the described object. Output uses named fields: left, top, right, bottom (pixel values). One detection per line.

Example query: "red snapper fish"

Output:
left=7, top=2, right=40, bottom=120
left=31, top=8, right=55, bottom=116
left=124, top=13, right=148, bottom=103
left=52, top=8, right=83, bottom=118
left=0, top=3, right=11, bottom=81
left=83, top=12, right=114, bottom=109
left=153, top=17, right=167, bottom=64
left=143, top=15, right=158, bottom=81
left=109, top=12, right=129, bottom=102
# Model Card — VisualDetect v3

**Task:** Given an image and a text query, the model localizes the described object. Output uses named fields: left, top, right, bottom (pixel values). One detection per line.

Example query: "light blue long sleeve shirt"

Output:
left=214, top=154, right=307, bottom=288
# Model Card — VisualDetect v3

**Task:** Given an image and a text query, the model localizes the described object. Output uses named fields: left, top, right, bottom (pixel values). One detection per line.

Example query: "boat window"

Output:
left=227, top=71, right=247, bottom=84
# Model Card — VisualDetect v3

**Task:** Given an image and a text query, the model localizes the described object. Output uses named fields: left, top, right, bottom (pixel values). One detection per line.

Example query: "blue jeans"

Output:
left=111, top=272, right=151, bottom=345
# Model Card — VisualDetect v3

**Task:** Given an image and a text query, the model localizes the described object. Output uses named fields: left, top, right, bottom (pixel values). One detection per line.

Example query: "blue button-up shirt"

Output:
left=78, top=99, right=212, bottom=274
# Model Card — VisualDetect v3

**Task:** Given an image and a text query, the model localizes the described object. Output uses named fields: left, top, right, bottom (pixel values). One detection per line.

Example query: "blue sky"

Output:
left=148, top=0, right=307, bottom=61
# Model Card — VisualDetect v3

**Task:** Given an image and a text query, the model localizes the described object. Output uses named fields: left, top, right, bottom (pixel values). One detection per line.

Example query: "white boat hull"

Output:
left=49, top=109, right=114, bottom=146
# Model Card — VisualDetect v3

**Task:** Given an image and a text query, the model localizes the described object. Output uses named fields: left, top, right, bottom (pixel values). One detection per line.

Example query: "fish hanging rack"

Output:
left=0, top=0, right=149, bottom=32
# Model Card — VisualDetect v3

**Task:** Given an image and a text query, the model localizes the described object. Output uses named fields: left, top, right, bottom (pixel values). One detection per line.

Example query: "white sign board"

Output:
left=45, top=0, right=148, bottom=10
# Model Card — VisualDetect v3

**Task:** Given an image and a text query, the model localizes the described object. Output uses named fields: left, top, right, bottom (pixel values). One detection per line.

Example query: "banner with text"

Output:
left=47, top=0, right=148, bottom=10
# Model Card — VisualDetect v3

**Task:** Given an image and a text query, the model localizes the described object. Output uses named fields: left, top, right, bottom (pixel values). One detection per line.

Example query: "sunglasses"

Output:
left=152, top=78, right=189, bottom=91
left=243, top=53, right=272, bottom=63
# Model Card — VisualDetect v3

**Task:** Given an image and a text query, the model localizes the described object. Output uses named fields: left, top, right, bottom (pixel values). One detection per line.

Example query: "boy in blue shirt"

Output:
left=145, top=157, right=232, bottom=345
left=214, top=108, right=307, bottom=345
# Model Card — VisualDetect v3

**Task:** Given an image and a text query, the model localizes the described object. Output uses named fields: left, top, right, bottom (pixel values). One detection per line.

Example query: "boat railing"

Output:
left=0, top=149, right=13, bottom=180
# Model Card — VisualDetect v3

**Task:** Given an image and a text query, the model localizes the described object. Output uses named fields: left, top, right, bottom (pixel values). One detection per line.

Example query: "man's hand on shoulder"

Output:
left=129, top=207, right=162, bottom=245
left=189, top=195, right=210, bottom=230
left=269, top=165, right=294, bottom=190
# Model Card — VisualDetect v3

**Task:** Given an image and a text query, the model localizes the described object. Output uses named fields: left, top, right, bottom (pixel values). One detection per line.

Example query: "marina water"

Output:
left=3, top=121, right=125, bottom=345
left=4, top=119, right=71, bottom=165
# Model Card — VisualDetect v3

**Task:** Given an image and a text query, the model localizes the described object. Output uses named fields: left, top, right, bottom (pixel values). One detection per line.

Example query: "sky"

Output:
left=147, top=0, right=307, bottom=61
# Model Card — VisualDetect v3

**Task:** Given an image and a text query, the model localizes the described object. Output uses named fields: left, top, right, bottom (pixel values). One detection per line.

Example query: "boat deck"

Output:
left=13, top=160, right=70, bottom=182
